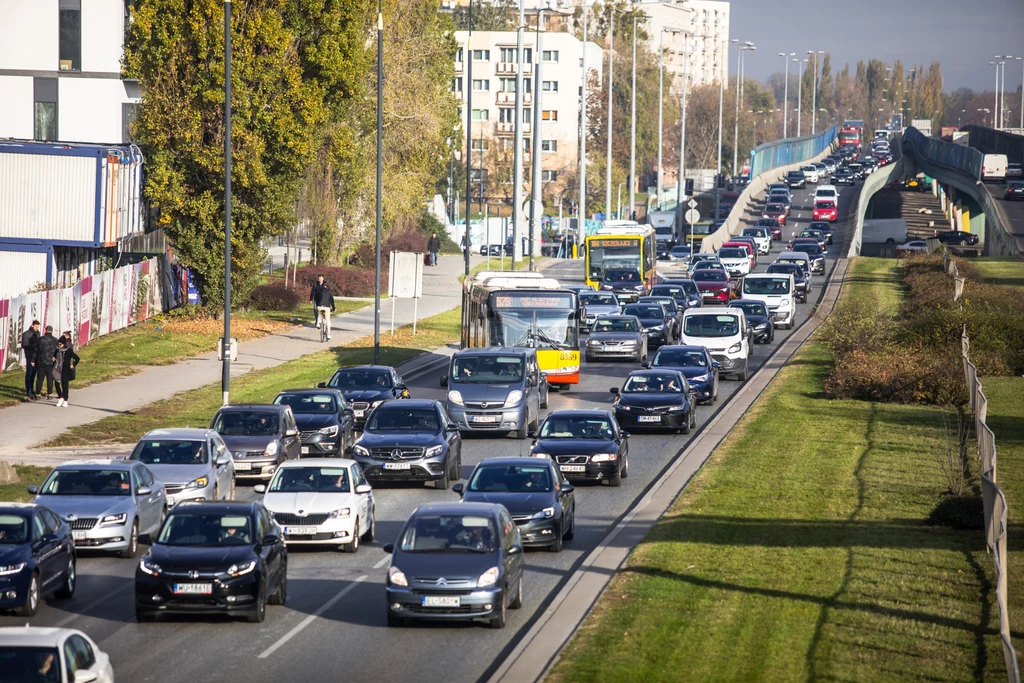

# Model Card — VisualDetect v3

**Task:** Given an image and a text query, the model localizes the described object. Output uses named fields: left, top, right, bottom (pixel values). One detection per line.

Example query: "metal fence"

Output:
left=902, top=126, right=984, bottom=181
left=748, top=124, right=838, bottom=179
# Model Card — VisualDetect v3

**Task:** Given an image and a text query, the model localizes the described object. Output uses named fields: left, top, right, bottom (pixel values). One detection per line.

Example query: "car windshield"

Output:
left=623, top=373, right=685, bottom=393
left=539, top=416, right=615, bottom=439
left=642, top=298, right=676, bottom=311
left=452, top=356, right=523, bottom=383
left=365, top=406, right=439, bottom=431
left=274, top=393, right=338, bottom=414
left=767, top=264, right=801, bottom=277
left=693, top=261, right=722, bottom=271
left=683, top=314, right=739, bottom=337
left=651, top=286, right=684, bottom=298
left=742, top=229, right=765, bottom=238
left=691, top=270, right=727, bottom=282
left=731, top=302, right=767, bottom=316
left=0, top=515, right=29, bottom=544
left=39, top=469, right=131, bottom=496
left=766, top=204, right=785, bottom=212
left=269, top=466, right=351, bottom=493
left=744, top=277, right=792, bottom=295
left=675, top=281, right=699, bottom=296
left=579, top=292, right=617, bottom=306
left=787, top=172, right=803, bottom=178
left=468, top=464, right=553, bottom=493
left=593, top=318, right=638, bottom=333
left=157, top=513, right=254, bottom=546
left=329, top=369, right=393, bottom=390
left=670, top=247, right=690, bottom=255
left=0, top=647, right=62, bottom=682
left=604, top=269, right=641, bottom=283
left=622, top=305, right=663, bottom=319
left=809, top=222, right=830, bottom=231
left=212, top=411, right=279, bottom=436
left=652, top=349, right=708, bottom=368
left=399, top=514, right=498, bottom=553
left=801, top=232, right=822, bottom=239
left=793, top=243, right=823, bottom=256
left=718, top=248, right=746, bottom=259
left=131, top=440, right=207, bottom=465
left=755, top=219, right=779, bottom=228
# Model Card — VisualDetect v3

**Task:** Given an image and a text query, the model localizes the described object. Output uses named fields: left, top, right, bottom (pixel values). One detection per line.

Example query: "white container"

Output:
left=0, top=249, right=50, bottom=299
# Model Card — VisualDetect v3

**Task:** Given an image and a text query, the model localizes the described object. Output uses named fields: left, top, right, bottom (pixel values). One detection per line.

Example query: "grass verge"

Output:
left=0, top=466, right=52, bottom=503
left=972, top=257, right=1024, bottom=288
left=844, top=256, right=904, bottom=314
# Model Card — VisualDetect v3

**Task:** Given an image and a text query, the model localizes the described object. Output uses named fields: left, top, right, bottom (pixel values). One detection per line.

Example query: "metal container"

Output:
left=0, top=248, right=52, bottom=299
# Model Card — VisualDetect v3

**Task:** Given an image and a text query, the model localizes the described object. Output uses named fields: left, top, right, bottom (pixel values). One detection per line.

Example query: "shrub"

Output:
left=817, top=293, right=891, bottom=357
left=248, top=282, right=303, bottom=311
left=293, top=265, right=384, bottom=298
left=824, top=341, right=968, bottom=405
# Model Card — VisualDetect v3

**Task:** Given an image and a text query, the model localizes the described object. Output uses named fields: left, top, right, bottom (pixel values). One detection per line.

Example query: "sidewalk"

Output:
left=0, top=254, right=479, bottom=456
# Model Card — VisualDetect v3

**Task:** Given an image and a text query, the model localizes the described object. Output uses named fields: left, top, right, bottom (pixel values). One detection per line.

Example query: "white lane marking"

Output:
left=56, top=584, right=128, bottom=628
left=258, top=574, right=368, bottom=659
left=373, top=555, right=390, bottom=569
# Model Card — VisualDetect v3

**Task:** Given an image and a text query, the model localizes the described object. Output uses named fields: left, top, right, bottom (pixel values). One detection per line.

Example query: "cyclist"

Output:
left=309, top=274, right=336, bottom=341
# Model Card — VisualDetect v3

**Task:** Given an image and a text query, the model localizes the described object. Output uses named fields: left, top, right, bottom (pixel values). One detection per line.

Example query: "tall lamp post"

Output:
left=677, top=31, right=689, bottom=231
left=463, top=0, right=474, bottom=279
left=221, top=0, right=233, bottom=405
left=577, top=2, right=588, bottom=250
left=528, top=8, right=546, bottom=270
left=794, top=57, right=805, bottom=136
left=1017, top=56, right=1024, bottom=130
left=656, top=30, right=664, bottom=210
left=604, top=6, right=614, bottom=222
left=628, top=13, right=637, bottom=222
left=808, top=50, right=823, bottom=134
left=779, top=51, right=794, bottom=138
left=512, top=0, right=525, bottom=266
left=373, top=0, right=384, bottom=362
left=732, top=41, right=755, bottom=177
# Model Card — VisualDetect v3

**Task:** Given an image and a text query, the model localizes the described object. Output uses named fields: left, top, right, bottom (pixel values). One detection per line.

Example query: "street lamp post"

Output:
left=628, top=14, right=637, bottom=222
left=715, top=38, right=724, bottom=220
left=656, top=31, right=664, bottom=211
left=808, top=50, right=823, bottom=134
left=794, top=58, right=805, bottom=137
left=604, top=7, right=614, bottom=222
left=678, top=32, right=689, bottom=230
left=529, top=8, right=546, bottom=270
left=732, top=42, right=754, bottom=177
left=221, top=0, right=233, bottom=405
left=991, top=60, right=1000, bottom=129
left=374, top=0, right=384, bottom=363
left=464, top=0, right=474, bottom=279
left=511, top=0, right=525, bottom=266
left=577, top=2, right=588, bottom=251
left=780, top=51, right=794, bottom=138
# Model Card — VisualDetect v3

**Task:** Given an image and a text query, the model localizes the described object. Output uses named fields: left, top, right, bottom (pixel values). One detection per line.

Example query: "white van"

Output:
left=862, top=218, right=908, bottom=244
left=680, top=307, right=751, bottom=381
left=982, top=154, right=1009, bottom=182
left=814, top=185, right=839, bottom=202
left=742, top=273, right=796, bottom=329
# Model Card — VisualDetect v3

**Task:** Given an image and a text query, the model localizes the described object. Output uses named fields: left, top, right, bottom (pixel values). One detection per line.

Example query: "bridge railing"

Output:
left=749, top=124, right=838, bottom=178
left=902, top=126, right=983, bottom=181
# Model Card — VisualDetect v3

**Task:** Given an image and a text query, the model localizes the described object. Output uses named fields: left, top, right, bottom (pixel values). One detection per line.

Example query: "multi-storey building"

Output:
left=641, top=0, right=730, bottom=89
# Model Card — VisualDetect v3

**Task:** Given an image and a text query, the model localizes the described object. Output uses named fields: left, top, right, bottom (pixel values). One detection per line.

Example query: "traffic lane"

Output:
left=986, top=181, right=1024, bottom=239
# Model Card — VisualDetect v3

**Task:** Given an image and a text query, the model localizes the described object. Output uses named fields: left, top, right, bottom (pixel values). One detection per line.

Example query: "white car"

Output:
left=814, top=185, right=839, bottom=203
left=717, top=247, right=752, bottom=277
left=0, top=626, right=114, bottom=682
left=800, top=165, right=820, bottom=183
left=256, top=458, right=375, bottom=553
left=740, top=226, right=772, bottom=254
left=896, top=240, right=929, bottom=255
left=680, top=307, right=751, bottom=381
left=741, top=273, right=796, bottom=329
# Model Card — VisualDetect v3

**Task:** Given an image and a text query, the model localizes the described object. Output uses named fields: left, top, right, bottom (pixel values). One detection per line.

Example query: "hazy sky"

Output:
left=727, top=0, right=1024, bottom=92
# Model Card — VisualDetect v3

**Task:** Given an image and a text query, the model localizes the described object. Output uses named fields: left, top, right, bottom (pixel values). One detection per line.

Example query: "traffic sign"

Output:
left=687, top=199, right=698, bottom=209
left=684, top=209, right=700, bottom=224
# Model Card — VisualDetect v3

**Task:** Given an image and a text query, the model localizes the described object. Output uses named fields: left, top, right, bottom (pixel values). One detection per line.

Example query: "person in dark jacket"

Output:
left=34, top=326, right=59, bottom=399
left=54, top=334, right=79, bottom=407
left=427, top=233, right=442, bottom=266
left=309, top=275, right=336, bottom=340
left=21, top=320, right=40, bottom=400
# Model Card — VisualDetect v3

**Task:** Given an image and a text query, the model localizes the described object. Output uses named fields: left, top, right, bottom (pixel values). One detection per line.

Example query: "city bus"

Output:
left=462, top=272, right=581, bottom=388
left=583, top=223, right=657, bottom=291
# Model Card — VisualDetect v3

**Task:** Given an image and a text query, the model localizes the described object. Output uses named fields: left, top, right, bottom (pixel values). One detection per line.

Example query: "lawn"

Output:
left=0, top=465, right=52, bottom=503
left=42, top=307, right=462, bottom=448
left=549, top=258, right=1008, bottom=682
left=845, top=256, right=904, bottom=314
left=972, top=257, right=1024, bottom=288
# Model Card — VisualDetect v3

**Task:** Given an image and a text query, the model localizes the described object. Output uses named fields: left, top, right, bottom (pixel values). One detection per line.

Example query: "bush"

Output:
left=292, top=265, right=384, bottom=298
left=248, top=282, right=303, bottom=311
left=824, top=341, right=968, bottom=405
left=817, top=293, right=891, bottom=357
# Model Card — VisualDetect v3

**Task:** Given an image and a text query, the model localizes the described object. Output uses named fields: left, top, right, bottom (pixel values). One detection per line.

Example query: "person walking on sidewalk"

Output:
left=20, top=319, right=40, bottom=400
left=33, top=326, right=59, bottom=399
left=309, top=275, right=336, bottom=341
left=54, top=334, right=79, bottom=407
left=427, top=233, right=441, bottom=266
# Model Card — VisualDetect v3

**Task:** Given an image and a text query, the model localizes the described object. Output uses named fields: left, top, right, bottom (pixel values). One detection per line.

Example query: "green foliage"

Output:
left=452, top=0, right=516, bottom=31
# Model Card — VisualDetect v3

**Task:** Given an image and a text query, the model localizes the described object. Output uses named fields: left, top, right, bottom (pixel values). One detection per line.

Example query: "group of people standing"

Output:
left=19, top=321, right=80, bottom=407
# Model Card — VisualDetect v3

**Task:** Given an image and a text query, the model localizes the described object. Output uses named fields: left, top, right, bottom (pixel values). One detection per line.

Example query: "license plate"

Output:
left=471, top=415, right=498, bottom=423
left=301, top=446, right=309, bottom=454
left=560, top=465, right=586, bottom=473
left=383, top=462, right=411, bottom=470
left=422, top=596, right=460, bottom=607
left=72, top=531, right=86, bottom=541
left=354, top=410, right=365, bottom=418
left=173, top=583, right=213, bottom=595
left=285, top=526, right=318, bottom=536
left=638, top=415, right=662, bottom=422
left=234, top=462, right=252, bottom=471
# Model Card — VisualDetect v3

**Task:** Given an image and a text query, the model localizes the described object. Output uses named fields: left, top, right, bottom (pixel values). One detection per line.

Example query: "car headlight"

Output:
left=727, top=342, right=743, bottom=353
left=646, top=324, right=664, bottom=332
left=590, top=453, right=618, bottom=462
left=100, top=513, right=128, bottom=526
left=138, top=558, right=161, bottom=576
left=690, top=373, right=710, bottom=383
left=185, top=476, right=209, bottom=490
left=371, top=401, right=385, bottom=409
left=601, top=285, right=614, bottom=291
left=779, top=299, right=791, bottom=308
left=447, top=390, right=465, bottom=406
left=755, top=323, right=769, bottom=331
left=329, top=507, right=351, bottom=519
left=532, top=507, right=555, bottom=520
left=504, top=390, right=524, bottom=408
left=531, top=452, right=551, bottom=459
left=616, top=405, right=631, bottom=411
left=425, top=444, right=444, bottom=458
left=225, top=560, right=257, bottom=577
left=318, top=425, right=339, bottom=437
left=667, top=404, right=686, bottom=412
left=587, top=338, right=601, bottom=346
left=0, top=563, right=27, bottom=576
left=634, top=284, right=646, bottom=290
left=265, top=441, right=279, bottom=457
left=388, top=566, right=408, bottom=587
left=353, top=444, right=370, bottom=457
left=478, top=566, right=500, bottom=588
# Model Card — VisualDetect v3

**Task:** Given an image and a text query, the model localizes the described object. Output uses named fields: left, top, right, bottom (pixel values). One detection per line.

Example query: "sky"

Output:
left=726, top=0, right=1024, bottom=92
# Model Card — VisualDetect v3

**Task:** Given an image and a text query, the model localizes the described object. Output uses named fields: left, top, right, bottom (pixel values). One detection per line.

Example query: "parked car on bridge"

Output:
left=935, top=230, right=979, bottom=246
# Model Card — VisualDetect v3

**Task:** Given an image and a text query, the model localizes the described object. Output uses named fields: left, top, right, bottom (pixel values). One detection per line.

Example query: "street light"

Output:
left=511, top=0, right=525, bottom=266
left=732, top=41, right=755, bottom=176
left=779, top=52, right=794, bottom=138
left=794, top=58, right=805, bottom=136
left=1016, top=56, right=1024, bottom=130
left=978, top=107, right=991, bottom=127
left=463, top=0, right=475, bottom=280
left=528, top=6, right=547, bottom=270
left=604, top=5, right=615, bottom=222
left=991, top=59, right=1001, bottom=129
left=577, top=2, right=588, bottom=251
left=628, top=12, right=637, bottom=222
left=221, top=0, right=233, bottom=405
left=808, top=50, right=823, bottom=134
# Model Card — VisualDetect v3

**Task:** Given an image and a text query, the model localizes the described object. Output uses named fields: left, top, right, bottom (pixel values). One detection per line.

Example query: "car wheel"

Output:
left=516, top=422, right=528, bottom=440
left=609, top=462, right=622, bottom=487
left=213, top=484, right=219, bottom=501
left=585, top=353, right=593, bottom=363
left=712, top=380, right=719, bottom=402
left=229, top=478, right=236, bottom=500
left=16, top=573, right=40, bottom=617
left=489, top=593, right=507, bottom=629
left=119, top=519, right=139, bottom=559
left=435, top=464, right=450, bottom=491
left=246, top=582, right=267, bottom=623
left=737, top=360, right=749, bottom=382
left=540, top=392, right=548, bottom=409
left=510, top=577, right=524, bottom=609
left=691, top=410, right=698, bottom=431
left=268, top=564, right=287, bottom=606
left=344, top=522, right=361, bottom=553
left=682, top=414, right=691, bottom=435
left=362, top=508, right=376, bottom=542
left=564, top=508, right=575, bottom=540
left=54, top=556, right=76, bottom=599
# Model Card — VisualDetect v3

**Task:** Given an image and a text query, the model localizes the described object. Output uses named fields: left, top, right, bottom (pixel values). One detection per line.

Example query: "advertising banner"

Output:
left=0, top=299, right=8, bottom=372
left=78, top=277, right=92, bottom=346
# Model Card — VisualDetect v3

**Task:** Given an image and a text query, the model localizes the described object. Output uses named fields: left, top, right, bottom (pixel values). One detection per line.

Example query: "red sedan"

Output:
left=812, top=200, right=837, bottom=222
left=691, top=269, right=736, bottom=304
left=762, top=203, right=788, bottom=226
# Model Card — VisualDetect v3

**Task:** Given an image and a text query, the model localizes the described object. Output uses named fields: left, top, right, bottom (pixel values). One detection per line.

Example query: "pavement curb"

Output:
left=488, top=256, right=853, bottom=683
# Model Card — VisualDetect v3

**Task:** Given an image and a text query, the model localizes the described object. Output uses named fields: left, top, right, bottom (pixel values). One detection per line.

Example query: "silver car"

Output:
left=30, top=459, right=166, bottom=558
left=126, top=428, right=236, bottom=507
left=578, top=291, right=621, bottom=332
left=585, top=315, right=647, bottom=363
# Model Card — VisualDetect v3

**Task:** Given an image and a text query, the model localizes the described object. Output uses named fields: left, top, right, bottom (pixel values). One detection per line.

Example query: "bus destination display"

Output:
left=590, top=238, right=639, bottom=248
left=493, top=293, right=573, bottom=309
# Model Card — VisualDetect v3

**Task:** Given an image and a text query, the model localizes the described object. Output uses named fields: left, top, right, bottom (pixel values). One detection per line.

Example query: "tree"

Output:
left=818, top=53, right=833, bottom=119
left=453, top=0, right=516, bottom=31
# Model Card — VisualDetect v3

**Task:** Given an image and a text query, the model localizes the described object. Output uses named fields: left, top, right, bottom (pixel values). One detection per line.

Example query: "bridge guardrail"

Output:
left=902, top=126, right=983, bottom=181
left=749, top=124, right=838, bottom=179
left=847, top=133, right=905, bottom=258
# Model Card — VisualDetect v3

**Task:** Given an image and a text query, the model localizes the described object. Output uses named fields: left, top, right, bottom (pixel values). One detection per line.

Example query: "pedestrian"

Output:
left=308, top=274, right=336, bottom=341
left=33, top=325, right=59, bottom=400
left=20, top=319, right=40, bottom=400
left=427, top=232, right=441, bottom=267
left=54, top=334, right=79, bottom=408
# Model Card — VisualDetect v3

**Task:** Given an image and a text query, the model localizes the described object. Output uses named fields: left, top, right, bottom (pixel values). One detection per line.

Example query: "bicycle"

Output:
left=317, top=308, right=329, bottom=343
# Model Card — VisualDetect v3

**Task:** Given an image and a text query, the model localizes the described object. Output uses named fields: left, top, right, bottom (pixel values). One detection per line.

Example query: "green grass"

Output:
left=0, top=466, right=52, bottom=503
left=846, top=257, right=904, bottom=314
left=972, top=257, right=1024, bottom=288
left=42, top=307, right=462, bottom=448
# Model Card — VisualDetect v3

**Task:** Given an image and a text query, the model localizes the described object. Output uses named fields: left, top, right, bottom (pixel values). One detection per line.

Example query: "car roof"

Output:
left=334, top=365, right=395, bottom=372
left=411, top=502, right=504, bottom=517
left=474, top=456, right=555, bottom=469
left=373, top=398, right=438, bottom=409
left=654, top=344, right=707, bottom=353
left=687, top=306, right=741, bottom=316
left=545, top=409, right=614, bottom=420
left=277, top=457, right=359, bottom=469
left=745, top=271, right=792, bottom=278
left=216, top=404, right=287, bottom=413
left=454, top=347, right=532, bottom=358
left=172, top=500, right=260, bottom=514
left=277, top=388, right=344, bottom=396
left=627, top=368, right=685, bottom=378
left=53, top=458, right=135, bottom=471
left=140, top=428, right=216, bottom=441
left=0, top=627, right=80, bottom=647
left=594, top=314, right=638, bottom=320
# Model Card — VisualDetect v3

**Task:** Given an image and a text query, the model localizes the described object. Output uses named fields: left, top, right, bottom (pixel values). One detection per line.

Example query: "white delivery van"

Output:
left=742, top=273, right=796, bottom=329
left=982, top=154, right=1008, bottom=182
left=862, top=218, right=908, bottom=244
left=680, top=307, right=751, bottom=381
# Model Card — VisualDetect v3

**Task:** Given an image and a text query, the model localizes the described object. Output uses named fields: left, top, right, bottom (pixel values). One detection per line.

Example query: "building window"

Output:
left=499, top=108, right=515, bottom=123
left=499, top=47, right=516, bottom=62
left=452, top=78, right=463, bottom=92
left=34, top=78, right=58, bottom=141
left=541, top=170, right=559, bottom=181
left=471, top=139, right=489, bottom=151
left=541, top=140, right=557, bottom=152
left=541, top=110, right=558, bottom=121
left=471, top=109, right=489, bottom=121
left=542, top=50, right=559, bottom=63
left=499, top=78, right=515, bottom=92
left=542, top=81, right=558, bottom=92
left=472, top=79, right=490, bottom=91
left=471, top=49, right=490, bottom=61
left=456, top=48, right=464, bottom=63
left=58, top=0, right=81, bottom=71
left=122, top=103, right=139, bottom=143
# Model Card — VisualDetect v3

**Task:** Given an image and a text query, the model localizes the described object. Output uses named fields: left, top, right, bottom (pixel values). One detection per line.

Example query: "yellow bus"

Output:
left=583, top=223, right=657, bottom=290
left=462, top=272, right=580, bottom=388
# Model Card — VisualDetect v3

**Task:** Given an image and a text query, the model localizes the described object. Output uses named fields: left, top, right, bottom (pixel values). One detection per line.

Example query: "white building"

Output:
left=641, top=0, right=730, bottom=88
left=0, top=0, right=139, bottom=145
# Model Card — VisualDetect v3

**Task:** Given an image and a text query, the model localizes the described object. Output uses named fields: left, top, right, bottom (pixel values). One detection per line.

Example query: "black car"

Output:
left=611, top=370, right=697, bottom=434
left=791, top=243, right=826, bottom=274
left=729, top=300, right=775, bottom=344
left=134, top=500, right=287, bottom=623
left=650, top=284, right=693, bottom=310
left=655, top=241, right=671, bottom=260
left=663, top=279, right=703, bottom=309
left=529, top=410, right=629, bottom=487
left=273, top=388, right=356, bottom=457
left=0, top=503, right=76, bottom=616
left=807, top=220, right=834, bottom=245
left=211, top=404, right=302, bottom=481
left=453, top=458, right=575, bottom=552
left=935, top=230, right=980, bottom=246
left=601, top=268, right=648, bottom=303
left=638, top=296, right=682, bottom=339
left=352, top=399, right=462, bottom=489
left=785, top=170, right=806, bottom=189
left=383, top=502, right=525, bottom=628
left=833, top=168, right=856, bottom=186
left=320, top=365, right=411, bottom=428
left=766, top=262, right=810, bottom=303
left=1005, top=181, right=1024, bottom=201
left=621, top=302, right=674, bottom=347
left=644, top=345, right=719, bottom=404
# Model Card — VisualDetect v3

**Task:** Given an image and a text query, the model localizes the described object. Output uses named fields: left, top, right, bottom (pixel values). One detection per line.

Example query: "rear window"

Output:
left=718, top=248, right=746, bottom=259
left=766, top=204, right=785, bottom=212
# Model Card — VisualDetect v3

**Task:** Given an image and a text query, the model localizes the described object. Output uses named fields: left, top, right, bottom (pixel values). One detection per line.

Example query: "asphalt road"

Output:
left=2, top=178, right=861, bottom=683
left=984, top=179, right=1024, bottom=240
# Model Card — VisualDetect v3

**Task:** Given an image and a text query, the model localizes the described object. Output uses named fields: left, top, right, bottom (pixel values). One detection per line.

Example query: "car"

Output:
left=692, top=260, right=727, bottom=274
left=127, top=428, right=236, bottom=506
left=585, top=315, right=647, bottom=363
left=530, top=410, right=630, bottom=486
left=846, top=163, right=865, bottom=180
left=813, top=162, right=829, bottom=179
left=763, top=203, right=787, bottom=226
left=791, top=242, right=826, bottom=274
left=691, top=269, right=735, bottom=305
left=578, top=290, right=621, bottom=332
left=610, top=369, right=697, bottom=434
left=686, top=253, right=720, bottom=271
left=741, top=226, right=772, bottom=254
left=320, top=365, right=411, bottom=429
left=814, top=185, right=839, bottom=202
left=812, top=199, right=838, bottom=222
left=679, top=307, right=751, bottom=380
left=741, top=273, right=796, bottom=329
left=30, top=459, right=166, bottom=559
left=766, top=262, right=810, bottom=303
left=729, top=300, right=775, bottom=343
left=443, top=348, right=546, bottom=439
left=622, top=302, right=675, bottom=347
left=1005, top=180, right=1024, bottom=201
left=273, top=388, right=356, bottom=457
left=453, top=457, right=575, bottom=552
left=935, top=230, right=979, bottom=246
left=134, top=500, right=287, bottom=623
left=717, top=247, right=752, bottom=277
left=790, top=237, right=825, bottom=256
left=895, top=240, right=930, bottom=256
left=383, top=502, right=524, bottom=628
left=0, top=626, right=114, bottom=682
left=644, top=345, right=719, bottom=404
left=726, top=238, right=760, bottom=267
left=767, top=192, right=792, bottom=215
left=1006, top=162, right=1023, bottom=179
left=785, top=170, right=807, bottom=189
left=0, top=504, right=76, bottom=616
left=600, top=268, right=648, bottom=303
left=797, top=229, right=828, bottom=252
left=638, top=295, right=683, bottom=337
left=353, top=398, right=461, bottom=488
left=211, top=404, right=301, bottom=481
left=800, top=165, right=820, bottom=183
left=479, top=244, right=503, bottom=256
left=754, top=217, right=783, bottom=241
left=833, top=168, right=855, bottom=185
left=668, top=244, right=692, bottom=262
left=807, top=220, right=834, bottom=245
left=655, top=241, right=670, bottom=260
left=255, top=458, right=375, bottom=552
left=764, top=183, right=790, bottom=201
left=661, top=279, right=703, bottom=310
left=649, top=284, right=692, bottom=311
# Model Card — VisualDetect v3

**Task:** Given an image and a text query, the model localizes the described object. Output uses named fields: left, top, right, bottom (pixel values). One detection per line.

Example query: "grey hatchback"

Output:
left=210, top=404, right=301, bottom=481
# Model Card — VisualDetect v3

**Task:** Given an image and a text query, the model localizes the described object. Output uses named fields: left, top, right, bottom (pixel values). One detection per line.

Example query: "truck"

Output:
left=839, top=124, right=863, bottom=149
left=862, top=218, right=908, bottom=245
left=648, top=211, right=677, bottom=247
left=982, top=154, right=1008, bottom=182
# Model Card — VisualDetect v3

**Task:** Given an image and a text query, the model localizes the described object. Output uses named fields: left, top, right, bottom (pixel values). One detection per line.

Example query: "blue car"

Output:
left=643, top=345, right=720, bottom=404
left=0, top=503, right=76, bottom=616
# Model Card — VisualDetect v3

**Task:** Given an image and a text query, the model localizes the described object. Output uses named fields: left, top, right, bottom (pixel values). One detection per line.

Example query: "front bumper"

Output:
left=553, top=459, right=619, bottom=482
left=387, top=584, right=505, bottom=622
left=585, top=342, right=642, bottom=359
left=711, top=354, right=745, bottom=373
left=231, top=458, right=279, bottom=480
left=752, top=324, right=773, bottom=341
left=0, top=570, right=34, bottom=608
left=300, top=433, right=341, bottom=456
left=135, top=572, right=260, bottom=615
left=164, top=485, right=215, bottom=507
left=687, top=378, right=714, bottom=402
left=277, top=517, right=356, bottom=545
left=356, top=456, right=448, bottom=482
left=514, top=517, right=562, bottom=547
left=71, top=521, right=134, bottom=550
left=614, top=408, right=687, bottom=429
left=769, top=307, right=795, bottom=326
left=448, top=403, right=527, bottom=433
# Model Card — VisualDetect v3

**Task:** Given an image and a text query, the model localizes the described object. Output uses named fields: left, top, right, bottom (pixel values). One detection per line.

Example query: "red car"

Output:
left=812, top=199, right=837, bottom=222
left=762, top=203, right=787, bottom=226
left=691, top=269, right=736, bottom=304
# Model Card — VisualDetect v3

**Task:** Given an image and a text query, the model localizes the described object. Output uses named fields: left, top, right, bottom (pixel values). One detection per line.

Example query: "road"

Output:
left=1, top=179, right=861, bottom=683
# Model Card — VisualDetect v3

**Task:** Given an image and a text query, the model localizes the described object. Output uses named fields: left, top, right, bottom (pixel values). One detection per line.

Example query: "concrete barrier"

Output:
left=847, top=138, right=908, bottom=258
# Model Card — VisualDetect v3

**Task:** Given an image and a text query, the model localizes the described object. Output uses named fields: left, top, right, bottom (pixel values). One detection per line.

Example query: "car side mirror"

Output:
left=712, top=361, right=721, bottom=368
left=217, top=455, right=232, bottom=466
left=254, top=484, right=266, bottom=494
left=395, top=383, right=407, bottom=392
left=451, top=482, right=464, bottom=496
left=562, top=483, right=575, bottom=494
left=136, top=487, right=152, bottom=496
left=440, top=375, right=448, bottom=388
left=355, top=484, right=372, bottom=494
left=285, top=428, right=298, bottom=437
left=508, top=544, right=523, bottom=556
left=27, top=485, right=38, bottom=495
left=620, top=431, right=630, bottom=438
left=527, top=430, right=537, bottom=439
left=138, top=533, right=154, bottom=546
left=609, top=387, right=619, bottom=395
left=317, top=382, right=327, bottom=388
left=640, top=362, right=650, bottom=369
left=261, top=533, right=281, bottom=546
left=446, top=424, right=460, bottom=432
left=383, top=543, right=395, bottom=554
left=74, top=669, right=100, bottom=683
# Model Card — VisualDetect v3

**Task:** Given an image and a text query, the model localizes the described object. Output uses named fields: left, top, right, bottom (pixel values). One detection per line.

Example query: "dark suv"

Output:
left=210, top=404, right=301, bottom=481
left=320, top=365, right=411, bottom=429
left=273, top=388, right=356, bottom=457
left=600, top=268, right=648, bottom=303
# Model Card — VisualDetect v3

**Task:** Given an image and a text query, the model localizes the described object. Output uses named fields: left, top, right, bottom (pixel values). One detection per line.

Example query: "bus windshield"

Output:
left=491, top=309, right=577, bottom=350
left=588, top=245, right=640, bottom=282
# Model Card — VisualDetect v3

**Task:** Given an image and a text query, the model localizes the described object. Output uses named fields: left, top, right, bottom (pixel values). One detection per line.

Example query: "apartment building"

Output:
left=641, top=0, right=730, bottom=88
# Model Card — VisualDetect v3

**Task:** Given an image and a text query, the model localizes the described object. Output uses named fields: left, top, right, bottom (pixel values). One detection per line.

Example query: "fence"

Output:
left=902, top=126, right=983, bottom=181
left=748, top=124, right=838, bottom=179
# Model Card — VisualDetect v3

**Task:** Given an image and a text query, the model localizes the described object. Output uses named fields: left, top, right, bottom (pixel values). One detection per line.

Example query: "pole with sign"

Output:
left=388, top=252, right=425, bottom=336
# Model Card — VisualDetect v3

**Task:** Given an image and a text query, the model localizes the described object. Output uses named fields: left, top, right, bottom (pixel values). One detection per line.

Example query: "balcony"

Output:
left=455, top=61, right=464, bottom=73
left=496, top=61, right=532, bottom=75
left=496, top=92, right=532, bottom=106
left=495, top=122, right=531, bottom=136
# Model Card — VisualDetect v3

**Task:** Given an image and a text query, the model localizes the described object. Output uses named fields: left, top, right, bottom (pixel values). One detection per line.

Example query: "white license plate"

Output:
left=285, top=526, right=318, bottom=536
left=234, top=462, right=252, bottom=471
left=173, top=583, right=213, bottom=595
left=638, top=415, right=662, bottom=422
left=422, top=596, right=460, bottom=607
left=560, top=465, right=586, bottom=473
left=72, top=531, right=86, bottom=541
left=354, top=410, right=365, bottom=418
left=383, top=462, right=411, bottom=470
left=471, top=415, right=498, bottom=423
left=301, top=446, right=310, bottom=454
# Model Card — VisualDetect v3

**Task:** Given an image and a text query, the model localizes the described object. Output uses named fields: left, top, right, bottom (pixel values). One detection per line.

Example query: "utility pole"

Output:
left=780, top=51, right=794, bottom=138
left=373, top=0, right=384, bottom=363
left=464, top=0, right=474, bottom=278
left=733, top=42, right=754, bottom=176
left=678, top=32, right=688, bottom=230
left=577, top=2, right=588, bottom=252
left=656, top=31, right=664, bottom=211
left=716, top=38, right=724, bottom=214
left=628, top=13, right=637, bottom=222
left=512, top=0, right=525, bottom=266
left=604, top=7, right=614, bottom=222
left=795, top=58, right=804, bottom=137
left=529, top=8, right=545, bottom=270
left=221, top=0, right=233, bottom=405
left=809, top=50, right=823, bottom=135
